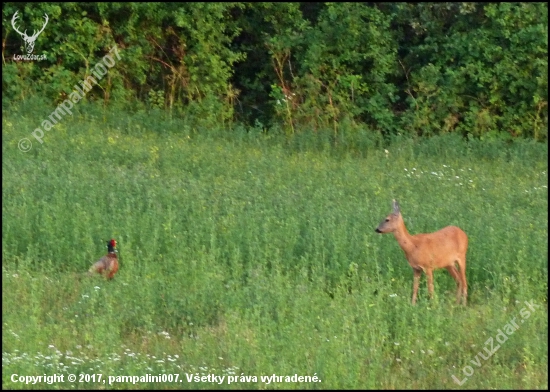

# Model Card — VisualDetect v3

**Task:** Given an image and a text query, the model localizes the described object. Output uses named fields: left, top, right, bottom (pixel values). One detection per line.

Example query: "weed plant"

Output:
left=2, top=104, right=547, bottom=389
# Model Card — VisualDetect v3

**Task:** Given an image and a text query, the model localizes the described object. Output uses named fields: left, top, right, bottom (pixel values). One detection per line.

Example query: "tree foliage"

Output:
left=2, top=2, right=547, bottom=140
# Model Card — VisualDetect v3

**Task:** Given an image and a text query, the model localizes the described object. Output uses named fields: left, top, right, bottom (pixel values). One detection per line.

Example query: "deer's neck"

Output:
left=392, top=220, right=416, bottom=255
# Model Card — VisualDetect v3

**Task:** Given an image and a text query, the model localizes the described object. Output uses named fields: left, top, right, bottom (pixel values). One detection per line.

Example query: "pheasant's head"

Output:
left=107, top=239, right=117, bottom=253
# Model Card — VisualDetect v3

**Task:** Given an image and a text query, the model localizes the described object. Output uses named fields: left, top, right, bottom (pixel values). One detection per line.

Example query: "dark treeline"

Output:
left=2, top=2, right=548, bottom=140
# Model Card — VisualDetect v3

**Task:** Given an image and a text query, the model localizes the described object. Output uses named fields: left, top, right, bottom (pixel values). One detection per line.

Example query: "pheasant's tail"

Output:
left=89, top=259, right=107, bottom=273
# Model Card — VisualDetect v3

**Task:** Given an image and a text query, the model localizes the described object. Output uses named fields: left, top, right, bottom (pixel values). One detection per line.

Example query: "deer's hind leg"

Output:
left=457, top=257, right=467, bottom=305
left=445, top=264, right=463, bottom=304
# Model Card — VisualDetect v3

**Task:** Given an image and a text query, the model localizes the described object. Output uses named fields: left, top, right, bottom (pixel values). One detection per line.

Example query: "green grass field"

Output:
left=2, top=106, right=548, bottom=389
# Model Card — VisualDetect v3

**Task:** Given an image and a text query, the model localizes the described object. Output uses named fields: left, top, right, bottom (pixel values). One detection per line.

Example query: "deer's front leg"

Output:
left=426, top=268, right=435, bottom=300
left=412, top=268, right=422, bottom=305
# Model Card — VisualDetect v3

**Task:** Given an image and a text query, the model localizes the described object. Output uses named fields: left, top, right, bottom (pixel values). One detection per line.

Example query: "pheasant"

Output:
left=88, top=239, right=119, bottom=279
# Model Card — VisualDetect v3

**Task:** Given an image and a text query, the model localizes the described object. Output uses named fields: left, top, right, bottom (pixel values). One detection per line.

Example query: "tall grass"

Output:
left=2, top=104, right=547, bottom=389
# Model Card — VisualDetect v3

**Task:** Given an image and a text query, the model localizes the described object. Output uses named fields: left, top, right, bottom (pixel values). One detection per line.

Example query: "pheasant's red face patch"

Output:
left=110, top=239, right=117, bottom=248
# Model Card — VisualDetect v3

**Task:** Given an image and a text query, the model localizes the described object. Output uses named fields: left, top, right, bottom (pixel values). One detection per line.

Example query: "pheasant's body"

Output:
left=88, top=239, right=119, bottom=279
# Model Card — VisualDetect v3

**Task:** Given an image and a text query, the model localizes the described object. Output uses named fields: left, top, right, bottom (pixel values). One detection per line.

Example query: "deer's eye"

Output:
left=385, top=218, right=390, bottom=222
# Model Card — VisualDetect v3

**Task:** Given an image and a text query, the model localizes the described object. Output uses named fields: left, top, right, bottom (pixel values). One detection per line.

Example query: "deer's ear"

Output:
left=392, top=199, right=400, bottom=214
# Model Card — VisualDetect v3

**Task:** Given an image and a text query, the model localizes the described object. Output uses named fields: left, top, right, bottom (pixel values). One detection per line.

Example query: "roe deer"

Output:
left=375, top=200, right=468, bottom=305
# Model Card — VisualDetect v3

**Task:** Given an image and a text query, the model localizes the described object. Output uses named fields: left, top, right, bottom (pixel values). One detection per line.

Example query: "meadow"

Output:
left=2, top=105, right=548, bottom=389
